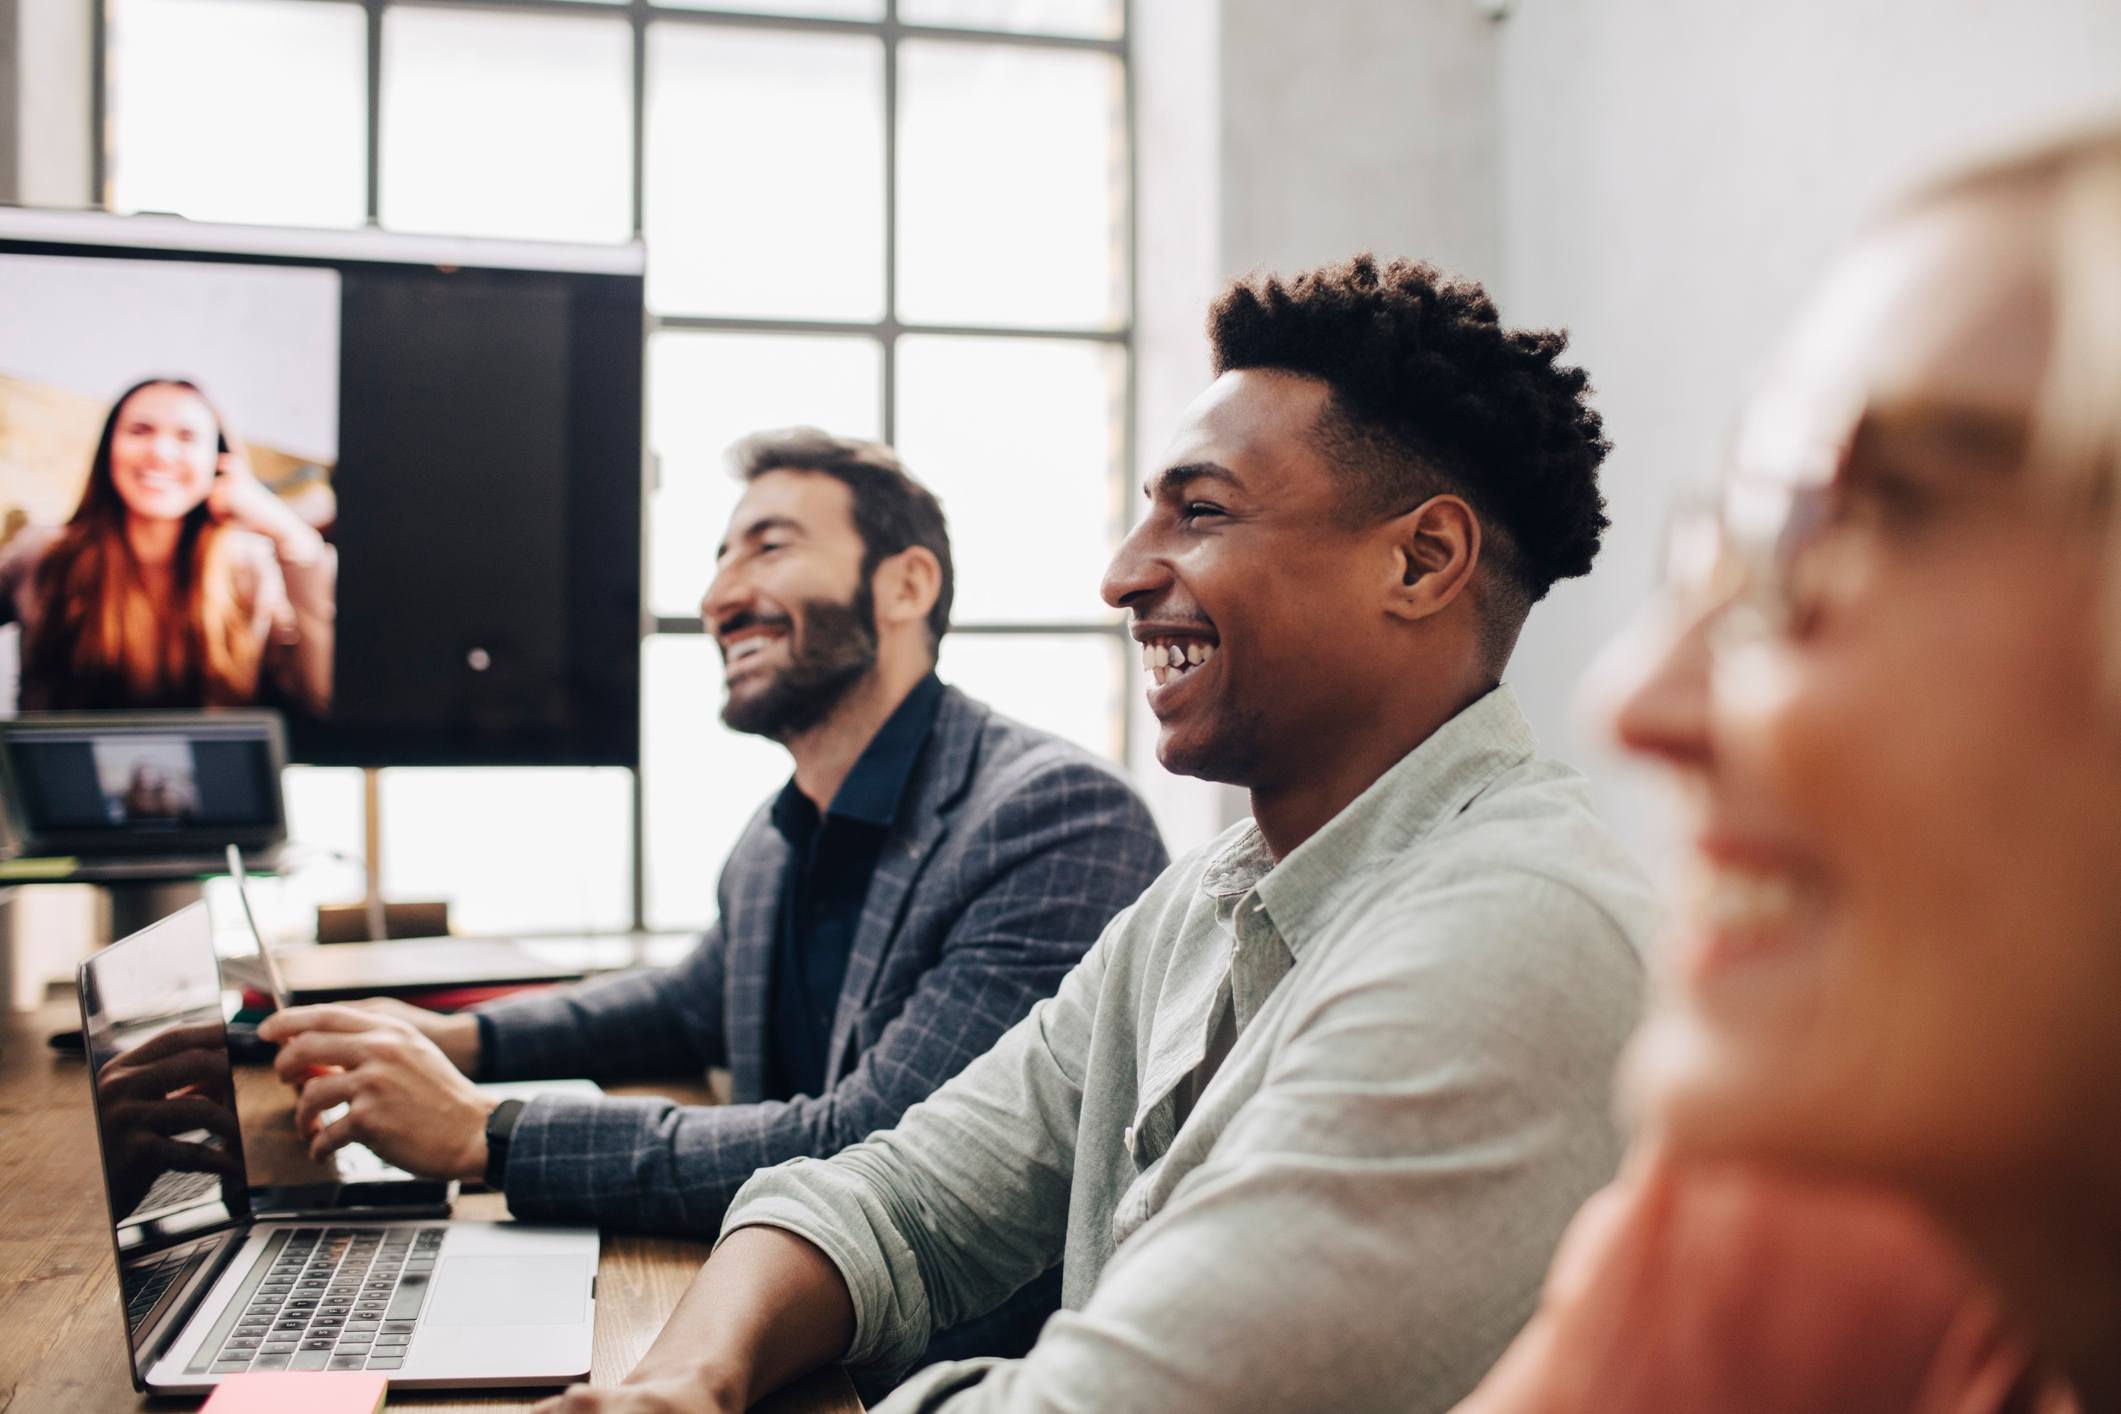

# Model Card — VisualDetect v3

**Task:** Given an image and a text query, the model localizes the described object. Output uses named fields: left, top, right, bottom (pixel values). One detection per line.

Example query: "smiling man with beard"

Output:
left=260, top=428, right=1167, bottom=1368
left=545, top=257, right=1660, bottom=1414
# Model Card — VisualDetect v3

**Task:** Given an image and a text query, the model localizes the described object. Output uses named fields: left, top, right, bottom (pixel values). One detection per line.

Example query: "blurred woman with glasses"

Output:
left=1460, top=126, right=2120, bottom=1412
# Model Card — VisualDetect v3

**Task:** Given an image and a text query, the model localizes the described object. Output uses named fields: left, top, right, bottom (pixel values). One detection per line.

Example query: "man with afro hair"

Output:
left=552, top=256, right=1657, bottom=1414
left=1209, top=253, right=1612, bottom=669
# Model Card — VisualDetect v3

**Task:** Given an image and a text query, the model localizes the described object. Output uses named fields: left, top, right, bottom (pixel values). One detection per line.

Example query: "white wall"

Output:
left=1219, top=0, right=1500, bottom=284
left=0, top=0, right=17, bottom=202
left=1497, top=0, right=2121, bottom=872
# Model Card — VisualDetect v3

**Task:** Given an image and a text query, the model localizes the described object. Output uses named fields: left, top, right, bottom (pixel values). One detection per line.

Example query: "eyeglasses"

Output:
left=1663, top=391, right=1856, bottom=652
left=1663, top=476, right=1840, bottom=642
left=1667, top=392, right=2068, bottom=654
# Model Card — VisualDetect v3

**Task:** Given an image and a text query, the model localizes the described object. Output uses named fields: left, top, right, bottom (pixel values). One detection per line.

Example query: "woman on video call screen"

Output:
left=0, top=378, right=336, bottom=715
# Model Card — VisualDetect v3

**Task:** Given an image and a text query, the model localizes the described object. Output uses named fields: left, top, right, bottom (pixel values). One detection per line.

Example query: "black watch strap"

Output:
left=483, top=1098, right=527, bottom=1189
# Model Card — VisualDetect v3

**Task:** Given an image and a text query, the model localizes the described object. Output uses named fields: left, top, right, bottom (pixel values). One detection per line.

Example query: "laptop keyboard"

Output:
left=124, top=1245, right=209, bottom=1334
left=206, top=1225, right=442, bottom=1375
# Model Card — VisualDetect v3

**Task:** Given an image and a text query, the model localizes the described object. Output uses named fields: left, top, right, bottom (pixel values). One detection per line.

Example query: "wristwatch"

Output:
left=483, top=1098, right=527, bottom=1189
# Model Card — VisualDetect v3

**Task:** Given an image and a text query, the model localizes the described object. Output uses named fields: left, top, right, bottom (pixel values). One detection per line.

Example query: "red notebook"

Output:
left=201, top=1371, right=387, bottom=1413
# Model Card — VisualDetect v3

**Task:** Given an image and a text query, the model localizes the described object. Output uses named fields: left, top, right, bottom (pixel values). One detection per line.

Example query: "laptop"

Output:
left=79, top=902, right=599, bottom=1393
left=271, top=937, right=589, bottom=1004
left=0, top=711, right=287, bottom=881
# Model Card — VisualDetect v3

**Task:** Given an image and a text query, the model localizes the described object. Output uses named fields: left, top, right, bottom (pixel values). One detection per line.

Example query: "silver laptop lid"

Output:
left=78, top=902, right=255, bottom=1387
left=224, top=844, right=292, bottom=1013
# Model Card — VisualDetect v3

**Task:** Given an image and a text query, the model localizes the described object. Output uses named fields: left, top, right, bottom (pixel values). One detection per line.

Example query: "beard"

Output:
left=719, top=585, right=880, bottom=740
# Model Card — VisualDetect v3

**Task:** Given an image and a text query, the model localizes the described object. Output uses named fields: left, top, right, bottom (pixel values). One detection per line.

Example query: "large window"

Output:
left=96, top=0, right=1132, bottom=933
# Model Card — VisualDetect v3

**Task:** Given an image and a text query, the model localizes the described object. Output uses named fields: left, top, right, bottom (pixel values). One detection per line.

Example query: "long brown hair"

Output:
left=26, top=379, right=262, bottom=707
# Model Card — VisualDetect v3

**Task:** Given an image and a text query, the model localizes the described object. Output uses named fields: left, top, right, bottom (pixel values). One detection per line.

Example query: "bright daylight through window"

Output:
left=98, top=0, right=1132, bottom=932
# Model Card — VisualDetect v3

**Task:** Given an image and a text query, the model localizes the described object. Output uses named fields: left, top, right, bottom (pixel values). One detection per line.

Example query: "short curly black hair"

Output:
left=1209, top=254, right=1612, bottom=654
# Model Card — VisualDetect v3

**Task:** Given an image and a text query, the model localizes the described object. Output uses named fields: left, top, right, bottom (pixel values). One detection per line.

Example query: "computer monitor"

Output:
left=0, top=711, right=284, bottom=860
left=0, top=208, right=644, bottom=768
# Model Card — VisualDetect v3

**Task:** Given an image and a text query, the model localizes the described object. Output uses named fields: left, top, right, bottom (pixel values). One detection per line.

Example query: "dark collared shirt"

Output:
left=764, top=673, right=945, bottom=1101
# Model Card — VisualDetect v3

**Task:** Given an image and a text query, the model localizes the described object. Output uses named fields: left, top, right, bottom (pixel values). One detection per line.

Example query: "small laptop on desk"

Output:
left=79, top=902, right=599, bottom=1393
left=273, top=937, right=589, bottom=1003
left=0, top=711, right=287, bottom=881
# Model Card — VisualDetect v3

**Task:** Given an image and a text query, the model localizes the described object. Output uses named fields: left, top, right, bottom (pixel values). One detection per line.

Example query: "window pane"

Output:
left=380, top=8, right=633, bottom=243
left=644, top=636, right=793, bottom=930
left=939, top=633, right=1124, bottom=761
left=901, top=0, right=1120, bottom=39
left=281, top=766, right=370, bottom=919
left=648, top=332, right=883, bottom=616
left=108, top=0, right=366, bottom=228
left=657, top=0, right=883, bottom=18
left=895, top=335, right=1123, bottom=621
left=897, top=42, right=1126, bottom=329
left=646, top=27, right=884, bottom=319
left=378, top=769, right=633, bottom=934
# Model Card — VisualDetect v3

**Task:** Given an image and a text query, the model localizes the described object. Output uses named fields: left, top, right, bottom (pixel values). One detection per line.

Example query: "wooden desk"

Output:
left=0, top=995, right=860, bottom=1413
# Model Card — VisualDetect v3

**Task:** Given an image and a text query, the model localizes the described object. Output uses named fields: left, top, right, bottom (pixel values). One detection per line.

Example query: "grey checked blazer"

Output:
left=473, top=684, right=1168, bottom=1234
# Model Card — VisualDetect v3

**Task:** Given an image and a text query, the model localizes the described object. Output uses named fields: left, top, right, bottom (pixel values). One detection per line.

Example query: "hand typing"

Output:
left=342, top=995, right=483, bottom=1074
left=257, top=1004, right=494, bottom=1182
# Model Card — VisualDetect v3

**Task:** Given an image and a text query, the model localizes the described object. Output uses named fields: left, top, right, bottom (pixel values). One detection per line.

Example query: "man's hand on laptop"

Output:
left=258, top=1004, right=496, bottom=1182
left=342, top=996, right=483, bottom=1075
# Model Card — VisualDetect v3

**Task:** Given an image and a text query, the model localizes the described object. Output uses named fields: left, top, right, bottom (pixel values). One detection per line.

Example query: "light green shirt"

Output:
left=723, top=686, right=1658, bottom=1413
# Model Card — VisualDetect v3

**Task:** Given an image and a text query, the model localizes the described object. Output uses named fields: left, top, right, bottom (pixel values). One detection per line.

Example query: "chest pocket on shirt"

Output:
left=1110, top=1068, right=1197, bottom=1249
left=1111, top=1147, right=1171, bottom=1249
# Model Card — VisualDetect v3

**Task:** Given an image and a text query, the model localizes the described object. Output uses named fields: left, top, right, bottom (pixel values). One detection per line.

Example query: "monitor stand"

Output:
left=106, top=880, right=205, bottom=944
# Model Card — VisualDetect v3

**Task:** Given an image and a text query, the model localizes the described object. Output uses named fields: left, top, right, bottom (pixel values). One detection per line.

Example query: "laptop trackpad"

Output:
left=426, top=1256, right=587, bottom=1326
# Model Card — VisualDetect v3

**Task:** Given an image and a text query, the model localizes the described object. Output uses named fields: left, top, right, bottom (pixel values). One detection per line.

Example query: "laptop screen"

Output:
left=80, top=904, right=254, bottom=1378
left=1, top=712, right=284, bottom=855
